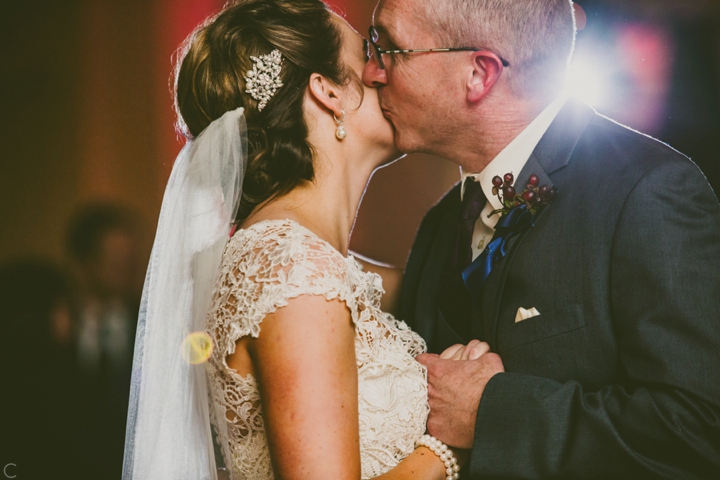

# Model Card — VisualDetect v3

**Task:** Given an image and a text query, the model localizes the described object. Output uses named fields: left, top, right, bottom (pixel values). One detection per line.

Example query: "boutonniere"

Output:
left=462, top=173, right=558, bottom=292
left=489, top=173, right=557, bottom=218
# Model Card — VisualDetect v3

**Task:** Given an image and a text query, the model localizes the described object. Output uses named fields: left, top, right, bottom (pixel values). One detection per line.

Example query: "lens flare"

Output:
left=181, top=332, right=214, bottom=365
left=565, top=57, right=606, bottom=108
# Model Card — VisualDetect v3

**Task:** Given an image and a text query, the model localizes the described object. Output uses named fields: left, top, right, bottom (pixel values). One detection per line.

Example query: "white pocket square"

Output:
left=515, top=307, right=541, bottom=323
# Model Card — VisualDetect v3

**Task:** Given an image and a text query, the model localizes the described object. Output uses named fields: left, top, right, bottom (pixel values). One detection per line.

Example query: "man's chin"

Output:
left=392, top=130, right=418, bottom=156
left=382, top=131, right=406, bottom=166
left=386, top=120, right=425, bottom=155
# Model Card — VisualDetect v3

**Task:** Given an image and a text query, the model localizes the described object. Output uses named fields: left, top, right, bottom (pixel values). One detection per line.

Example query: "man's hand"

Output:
left=416, top=349, right=504, bottom=449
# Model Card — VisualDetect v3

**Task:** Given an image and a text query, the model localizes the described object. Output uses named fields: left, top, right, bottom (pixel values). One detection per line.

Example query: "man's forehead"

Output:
left=374, top=0, right=426, bottom=38
left=375, top=0, right=415, bottom=24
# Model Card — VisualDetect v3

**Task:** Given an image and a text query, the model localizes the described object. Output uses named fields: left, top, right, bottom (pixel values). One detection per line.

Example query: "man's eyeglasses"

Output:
left=368, top=25, right=510, bottom=70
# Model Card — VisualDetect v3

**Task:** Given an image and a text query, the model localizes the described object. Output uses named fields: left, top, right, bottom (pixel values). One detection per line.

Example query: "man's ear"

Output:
left=467, top=51, right=505, bottom=103
left=308, top=72, right=343, bottom=118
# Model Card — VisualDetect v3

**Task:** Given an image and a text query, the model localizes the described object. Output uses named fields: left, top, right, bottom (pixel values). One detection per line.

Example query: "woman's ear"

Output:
left=308, top=73, right=344, bottom=118
left=466, top=51, right=505, bottom=103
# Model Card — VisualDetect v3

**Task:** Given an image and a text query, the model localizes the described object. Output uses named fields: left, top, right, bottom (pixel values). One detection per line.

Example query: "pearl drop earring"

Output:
left=334, top=110, right=347, bottom=140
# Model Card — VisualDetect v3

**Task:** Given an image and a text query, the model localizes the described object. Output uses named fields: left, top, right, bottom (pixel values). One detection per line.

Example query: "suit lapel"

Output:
left=474, top=155, right=550, bottom=345
left=475, top=98, right=596, bottom=348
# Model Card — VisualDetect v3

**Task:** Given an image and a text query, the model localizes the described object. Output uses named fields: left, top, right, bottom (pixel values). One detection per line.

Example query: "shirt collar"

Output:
left=460, top=95, right=568, bottom=208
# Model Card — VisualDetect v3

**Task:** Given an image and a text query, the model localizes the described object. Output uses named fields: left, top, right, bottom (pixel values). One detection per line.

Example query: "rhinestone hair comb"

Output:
left=244, top=49, right=284, bottom=111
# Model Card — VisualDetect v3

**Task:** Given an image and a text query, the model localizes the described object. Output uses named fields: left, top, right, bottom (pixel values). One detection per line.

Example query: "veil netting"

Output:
left=122, top=107, right=247, bottom=480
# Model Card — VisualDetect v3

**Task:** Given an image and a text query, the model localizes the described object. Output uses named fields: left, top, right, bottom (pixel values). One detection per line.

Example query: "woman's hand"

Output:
left=440, top=340, right=490, bottom=361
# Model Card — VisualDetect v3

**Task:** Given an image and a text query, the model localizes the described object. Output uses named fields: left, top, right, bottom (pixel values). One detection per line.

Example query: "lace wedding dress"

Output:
left=204, top=219, right=429, bottom=479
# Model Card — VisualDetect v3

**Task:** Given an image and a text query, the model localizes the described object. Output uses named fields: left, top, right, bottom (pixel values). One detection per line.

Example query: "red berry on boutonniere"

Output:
left=528, top=174, right=539, bottom=188
left=489, top=173, right=557, bottom=218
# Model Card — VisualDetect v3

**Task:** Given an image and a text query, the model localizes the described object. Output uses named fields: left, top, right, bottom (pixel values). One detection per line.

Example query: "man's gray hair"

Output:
left=417, top=0, right=576, bottom=100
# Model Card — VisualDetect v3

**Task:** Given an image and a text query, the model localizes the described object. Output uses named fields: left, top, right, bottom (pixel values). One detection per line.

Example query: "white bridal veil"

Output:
left=123, top=108, right=247, bottom=480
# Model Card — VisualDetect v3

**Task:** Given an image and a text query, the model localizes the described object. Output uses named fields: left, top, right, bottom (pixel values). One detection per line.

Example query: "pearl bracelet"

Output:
left=415, top=434, right=460, bottom=480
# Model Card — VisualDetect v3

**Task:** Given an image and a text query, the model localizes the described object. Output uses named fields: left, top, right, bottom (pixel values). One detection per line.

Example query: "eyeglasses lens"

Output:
left=368, top=26, right=385, bottom=69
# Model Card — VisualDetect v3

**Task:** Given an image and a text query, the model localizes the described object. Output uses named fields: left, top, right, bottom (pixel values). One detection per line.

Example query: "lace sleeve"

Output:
left=206, top=220, right=359, bottom=359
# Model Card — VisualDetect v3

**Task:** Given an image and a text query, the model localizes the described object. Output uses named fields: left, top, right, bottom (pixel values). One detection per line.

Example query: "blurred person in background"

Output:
left=66, top=203, right=141, bottom=381
left=65, top=202, right=144, bottom=478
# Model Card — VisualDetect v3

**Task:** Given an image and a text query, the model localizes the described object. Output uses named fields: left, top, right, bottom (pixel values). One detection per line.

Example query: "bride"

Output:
left=123, top=1, right=486, bottom=479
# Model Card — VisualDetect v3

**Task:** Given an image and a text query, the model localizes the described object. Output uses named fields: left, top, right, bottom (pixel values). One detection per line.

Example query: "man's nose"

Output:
left=362, top=55, right=388, bottom=87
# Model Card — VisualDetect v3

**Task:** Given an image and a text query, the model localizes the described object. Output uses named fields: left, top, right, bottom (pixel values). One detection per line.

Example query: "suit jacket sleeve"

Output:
left=468, top=159, right=720, bottom=478
left=399, top=187, right=454, bottom=330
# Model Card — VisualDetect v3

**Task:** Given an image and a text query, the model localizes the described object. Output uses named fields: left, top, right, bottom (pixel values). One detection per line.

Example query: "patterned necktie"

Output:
left=456, top=177, right=486, bottom=269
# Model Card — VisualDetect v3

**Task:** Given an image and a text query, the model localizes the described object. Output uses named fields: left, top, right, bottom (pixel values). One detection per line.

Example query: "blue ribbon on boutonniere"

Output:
left=461, top=172, right=556, bottom=294
left=462, top=204, right=534, bottom=294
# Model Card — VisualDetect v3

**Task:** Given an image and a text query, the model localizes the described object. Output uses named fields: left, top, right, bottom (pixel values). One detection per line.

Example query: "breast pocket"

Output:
left=499, top=303, right=586, bottom=352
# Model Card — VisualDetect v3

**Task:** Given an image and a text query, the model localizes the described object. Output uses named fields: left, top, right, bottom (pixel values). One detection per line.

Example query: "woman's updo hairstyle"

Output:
left=175, top=0, right=354, bottom=222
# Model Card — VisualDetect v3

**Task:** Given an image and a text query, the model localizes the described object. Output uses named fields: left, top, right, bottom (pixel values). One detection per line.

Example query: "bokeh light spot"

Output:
left=181, top=332, right=214, bottom=365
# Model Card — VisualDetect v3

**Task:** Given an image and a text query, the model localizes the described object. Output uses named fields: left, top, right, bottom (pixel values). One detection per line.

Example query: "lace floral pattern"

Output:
left=205, top=219, right=429, bottom=479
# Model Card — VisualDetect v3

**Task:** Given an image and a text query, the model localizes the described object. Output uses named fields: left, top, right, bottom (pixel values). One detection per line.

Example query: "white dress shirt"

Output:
left=461, top=96, right=567, bottom=260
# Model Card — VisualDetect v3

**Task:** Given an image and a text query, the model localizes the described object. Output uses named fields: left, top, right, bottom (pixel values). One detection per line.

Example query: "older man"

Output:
left=362, top=0, right=720, bottom=478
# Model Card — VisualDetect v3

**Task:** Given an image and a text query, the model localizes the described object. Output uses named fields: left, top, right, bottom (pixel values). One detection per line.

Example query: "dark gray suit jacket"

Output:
left=400, top=99, right=720, bottom=478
